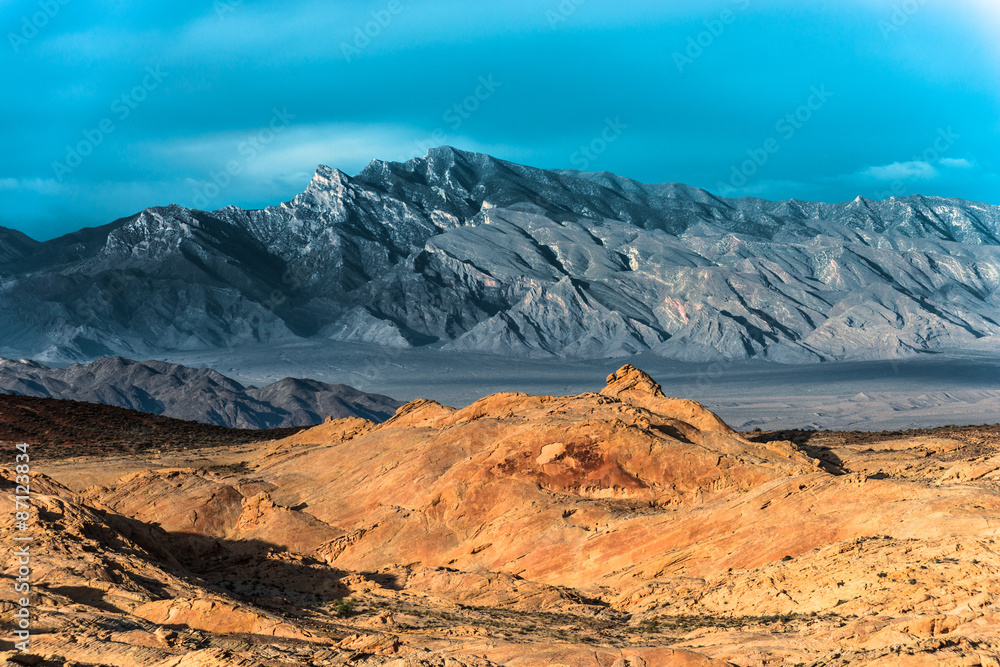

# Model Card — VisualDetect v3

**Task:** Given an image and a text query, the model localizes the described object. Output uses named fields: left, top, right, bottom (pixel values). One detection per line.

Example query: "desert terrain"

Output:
left=3, top=365, right=1000, bottom=666
left=160, top=342, right=1000, bottom=432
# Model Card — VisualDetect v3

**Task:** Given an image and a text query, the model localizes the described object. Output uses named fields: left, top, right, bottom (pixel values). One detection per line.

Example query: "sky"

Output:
left=1, top=0, right=998, bottom=241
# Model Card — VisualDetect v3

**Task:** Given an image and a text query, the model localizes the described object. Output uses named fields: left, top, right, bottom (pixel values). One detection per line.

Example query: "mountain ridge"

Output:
left=2, top=146, right=999, bottom=362
left=0, top=356, right=402, bottom=428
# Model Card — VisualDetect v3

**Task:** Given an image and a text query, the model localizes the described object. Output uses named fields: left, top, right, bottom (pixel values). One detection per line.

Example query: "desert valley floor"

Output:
left=160, top=342, right=1000, bottom=431
left=2, top=365, right=1000, bottom=666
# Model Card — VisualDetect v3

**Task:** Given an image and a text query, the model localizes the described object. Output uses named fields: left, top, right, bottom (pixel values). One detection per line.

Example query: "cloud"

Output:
left=939, top=157, right=974, bottom=169
left=0, top=178, right=67, bottom=195
left=860, top=161, right=936, bottom=181
left=145, top=122, right=533, bottom=183
left=706, top=178, right=831, bottom=201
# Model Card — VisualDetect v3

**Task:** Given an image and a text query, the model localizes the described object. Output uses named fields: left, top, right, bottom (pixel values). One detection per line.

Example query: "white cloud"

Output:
left=939, top=157, right=974, bottom=169
left=146, top=123, right=420, bottom=182
left=706, top=178, right=830, bottom=201
left=860, top=161, right=936, bottom=181
left=144, top=122, right=532, bottom=183
left=0, top=178, right=67, bottom=195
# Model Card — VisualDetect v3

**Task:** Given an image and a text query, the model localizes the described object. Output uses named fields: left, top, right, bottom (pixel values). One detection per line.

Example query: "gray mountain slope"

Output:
left=245, top=377, right=398, bottom=425
left=0, top=356, right=402, bottom=428
left=0, top=226, right=40, bottom=268
left=2, top=146, right=999, bottom=362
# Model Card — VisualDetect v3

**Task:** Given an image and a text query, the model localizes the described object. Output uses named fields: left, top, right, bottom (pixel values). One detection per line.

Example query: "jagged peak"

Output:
left=128, top=203, right=201, bottom=225
left=307, top=164, right=349, bottom=192
left=355, top=156, right=396, bottom=182
left=360, top=146, right=506, bottom=178
left=287, top=164, right=351, bottom=214
left=423, top=145, right=504, bottom=165
left=424, top=145, right=463, bottom=160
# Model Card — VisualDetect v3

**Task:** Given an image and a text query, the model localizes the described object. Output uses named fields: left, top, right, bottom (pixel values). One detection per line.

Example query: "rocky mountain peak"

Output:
left=424, top=144, right=463, bottom=161
left=294, top=164, right=350, bottom=212
left=307, top=164, right=349, bottom=192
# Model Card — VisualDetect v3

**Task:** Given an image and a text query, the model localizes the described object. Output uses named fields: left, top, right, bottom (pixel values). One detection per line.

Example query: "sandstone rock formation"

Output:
left=2, top=366, right=999, bottom=665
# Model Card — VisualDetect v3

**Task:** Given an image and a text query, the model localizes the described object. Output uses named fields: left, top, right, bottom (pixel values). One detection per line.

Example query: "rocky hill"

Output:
left=0, top=356, right=402, bottom=428
left=2, top=147, right=1000, bottom=362
left=0, top=393, right=304, bottom=459
left=4, top=366, right=999, bottom=665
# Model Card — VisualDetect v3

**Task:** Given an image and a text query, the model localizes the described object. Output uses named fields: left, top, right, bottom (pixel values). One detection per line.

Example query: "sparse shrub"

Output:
left=332, top=598, right=356, bottom=617
left=636, top=619, right=659, bottom=633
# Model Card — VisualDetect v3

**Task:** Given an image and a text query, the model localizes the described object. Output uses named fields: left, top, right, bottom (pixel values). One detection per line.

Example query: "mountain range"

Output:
left=2, top=146, right=999, bottom=362
left=0, top=356, right=402, bottom=428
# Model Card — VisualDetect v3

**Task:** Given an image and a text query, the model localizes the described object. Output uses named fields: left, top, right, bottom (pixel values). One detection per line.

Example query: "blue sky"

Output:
left=2, top=0, right=998, bottom=240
